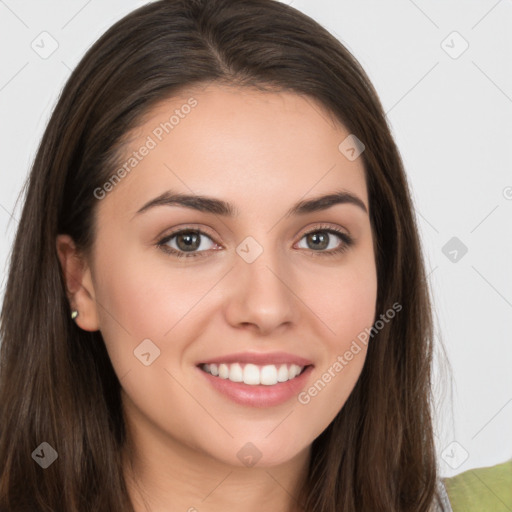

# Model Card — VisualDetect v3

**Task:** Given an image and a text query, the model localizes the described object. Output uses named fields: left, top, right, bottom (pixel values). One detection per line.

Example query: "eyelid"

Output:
left=157, top=224, right=220, bottom=243
left=296, top=222, right=350, bottom=239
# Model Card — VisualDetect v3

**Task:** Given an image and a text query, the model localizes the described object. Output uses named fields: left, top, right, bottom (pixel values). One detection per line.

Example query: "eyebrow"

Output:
left=133, top=188, right=368, bottom=219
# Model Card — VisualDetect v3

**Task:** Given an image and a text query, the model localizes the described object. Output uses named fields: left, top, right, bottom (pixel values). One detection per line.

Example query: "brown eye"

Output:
left=175, top=231, right=201, bottom=252
left=295, top=226, right=354, bottom=257
left=157, top=229, right=219, bottom=259
left=304, top=231, right=330, bottom=250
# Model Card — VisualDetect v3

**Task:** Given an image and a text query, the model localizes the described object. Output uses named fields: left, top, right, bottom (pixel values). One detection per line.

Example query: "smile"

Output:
left=200, top=362, right=306, bottom=385
left=196, top=362, right=314, bottom=408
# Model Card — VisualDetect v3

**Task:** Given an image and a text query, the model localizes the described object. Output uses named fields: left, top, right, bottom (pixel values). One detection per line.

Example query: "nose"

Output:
left=223, top=248, right=301, bottom=336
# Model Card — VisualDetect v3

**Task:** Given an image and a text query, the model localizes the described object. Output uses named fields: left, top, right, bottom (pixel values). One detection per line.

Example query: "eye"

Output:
left=296, top=225, right=354, bottom=257
left=157, top=228, right=220, bottom=258
left=156, top=224, right=354, bottom=260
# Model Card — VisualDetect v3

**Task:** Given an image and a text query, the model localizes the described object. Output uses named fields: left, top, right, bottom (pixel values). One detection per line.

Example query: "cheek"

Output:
left=93, top=228, right=200, bottom=330
left=91, top=240, right=226, bottom=370
left=301, top=253, right=378, bottom=346
left=294, top=254, right=377, bottom=423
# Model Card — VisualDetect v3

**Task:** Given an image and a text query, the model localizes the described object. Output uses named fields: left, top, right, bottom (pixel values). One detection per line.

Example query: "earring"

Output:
left=71, top=310, right=79, bottom=320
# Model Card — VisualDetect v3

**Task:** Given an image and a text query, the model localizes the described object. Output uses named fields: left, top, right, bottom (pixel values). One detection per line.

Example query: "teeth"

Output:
left=229, top=362, right=243, bottom=382
left=218, top=363, right=229, bottom=379
left=201, top=362, right=305, bottom=385
left=260, top=365, right=277, bottom=385
left=277, top=364, right=289, bottom=382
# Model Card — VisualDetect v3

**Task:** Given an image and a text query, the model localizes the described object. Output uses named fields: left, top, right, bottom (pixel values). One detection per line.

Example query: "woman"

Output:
left=0, top=0, right=452, bottom=510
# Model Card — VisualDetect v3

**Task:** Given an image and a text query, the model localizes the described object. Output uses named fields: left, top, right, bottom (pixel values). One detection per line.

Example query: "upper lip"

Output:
left=197, top=351, right=313, bottom=367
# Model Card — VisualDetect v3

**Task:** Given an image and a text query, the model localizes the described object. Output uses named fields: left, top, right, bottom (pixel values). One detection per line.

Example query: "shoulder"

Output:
left=443, top=459, right=512, bottom=512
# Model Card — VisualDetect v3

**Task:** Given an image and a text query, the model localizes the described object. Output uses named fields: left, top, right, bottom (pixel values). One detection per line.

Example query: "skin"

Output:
left=57, top=84, right=378, bottom=512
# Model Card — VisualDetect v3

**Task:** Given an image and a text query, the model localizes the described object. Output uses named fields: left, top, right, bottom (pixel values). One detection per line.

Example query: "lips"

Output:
left=195, top=351, right=314, bottom=407
left=197, top=351, right=313, bottom=367
left=196, top=363, right=314, bottom=408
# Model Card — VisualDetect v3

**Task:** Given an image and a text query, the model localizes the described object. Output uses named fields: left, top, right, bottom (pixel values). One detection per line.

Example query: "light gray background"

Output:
left=0, top=0, right=511, bottom=478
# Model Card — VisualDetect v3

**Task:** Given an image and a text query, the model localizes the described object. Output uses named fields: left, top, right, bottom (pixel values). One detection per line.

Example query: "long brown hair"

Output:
left=0, top=0, right=442, bottom=510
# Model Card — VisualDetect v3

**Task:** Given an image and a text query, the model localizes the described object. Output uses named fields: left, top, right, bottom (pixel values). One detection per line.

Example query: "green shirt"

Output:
left=444, top=459, right=512, bottom=511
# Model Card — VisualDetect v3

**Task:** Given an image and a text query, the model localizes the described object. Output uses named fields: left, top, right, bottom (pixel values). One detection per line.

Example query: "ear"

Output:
left=56, top=234, right=100, bottom=332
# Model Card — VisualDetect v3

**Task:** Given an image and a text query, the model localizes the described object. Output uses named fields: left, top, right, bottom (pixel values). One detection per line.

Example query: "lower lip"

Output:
left=196, top=365, right=314, bottom=408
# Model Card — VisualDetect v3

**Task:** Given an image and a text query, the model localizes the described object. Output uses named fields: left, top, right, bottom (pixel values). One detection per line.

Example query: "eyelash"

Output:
left=156, top=224, right=354, bottom=260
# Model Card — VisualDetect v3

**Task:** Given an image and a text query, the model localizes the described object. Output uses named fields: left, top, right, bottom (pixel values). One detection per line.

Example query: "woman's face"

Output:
left=82, top=84, right=377, bottom=468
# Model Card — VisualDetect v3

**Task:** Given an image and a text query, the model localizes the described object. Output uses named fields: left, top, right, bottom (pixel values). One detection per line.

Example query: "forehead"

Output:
left=100, top=83, right=368, bottom=217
